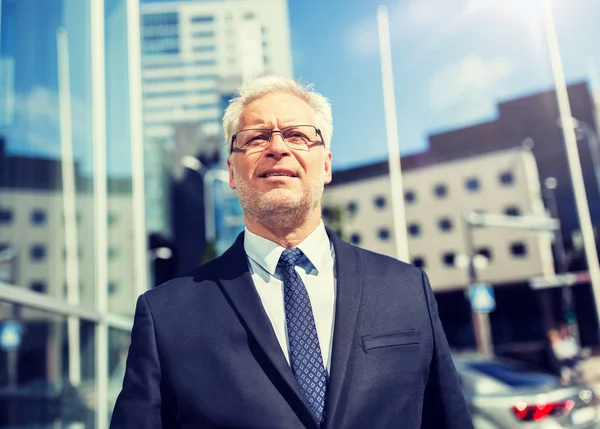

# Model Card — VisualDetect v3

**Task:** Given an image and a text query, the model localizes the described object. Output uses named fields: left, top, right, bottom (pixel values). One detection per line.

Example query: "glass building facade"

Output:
left=0, top=0, right=145, bottom=426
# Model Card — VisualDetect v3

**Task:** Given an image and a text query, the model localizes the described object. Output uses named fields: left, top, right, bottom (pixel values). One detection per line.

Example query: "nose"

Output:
left=265, top=130, right=290, bottom=157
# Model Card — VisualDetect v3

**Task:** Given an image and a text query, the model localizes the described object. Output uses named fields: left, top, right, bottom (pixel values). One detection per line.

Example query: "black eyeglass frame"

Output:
left=230, top=125, right=324, bottom=153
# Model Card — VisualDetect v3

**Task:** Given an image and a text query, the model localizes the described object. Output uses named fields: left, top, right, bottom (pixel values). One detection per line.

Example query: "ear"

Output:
left=323, top=151, right=332, bottom=185
left=227, top=157, right=236, bottom=189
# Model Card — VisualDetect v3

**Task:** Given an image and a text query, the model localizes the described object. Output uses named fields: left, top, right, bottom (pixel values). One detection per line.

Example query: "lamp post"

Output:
left=460, top=216, right=493, bottom=357
left=543, top=0, right=600, bottom=343
left=543, top=177, right=580, bottom=341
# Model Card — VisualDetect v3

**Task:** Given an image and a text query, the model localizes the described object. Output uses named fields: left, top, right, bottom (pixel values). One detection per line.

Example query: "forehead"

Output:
left=239, top=92, right=315, bottom=129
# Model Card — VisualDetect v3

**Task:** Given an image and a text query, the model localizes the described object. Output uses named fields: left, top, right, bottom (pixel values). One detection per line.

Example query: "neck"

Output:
left=244, top=207, right=322, bottom=248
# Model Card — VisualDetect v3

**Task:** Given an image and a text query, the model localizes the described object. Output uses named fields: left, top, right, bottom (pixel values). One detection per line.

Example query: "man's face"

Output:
left=227, top=92, right=332, bottom=223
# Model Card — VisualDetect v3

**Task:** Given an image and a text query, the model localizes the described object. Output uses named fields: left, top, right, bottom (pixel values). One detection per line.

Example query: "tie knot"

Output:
left=279, top=247, right=303, bottom=267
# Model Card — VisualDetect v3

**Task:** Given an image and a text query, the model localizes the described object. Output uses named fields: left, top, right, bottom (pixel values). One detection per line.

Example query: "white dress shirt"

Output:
left=244, top=222, right=337, bottom=374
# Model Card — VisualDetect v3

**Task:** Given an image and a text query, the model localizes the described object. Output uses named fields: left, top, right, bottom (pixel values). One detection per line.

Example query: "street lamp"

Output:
left=543, top=177, right=580, bottom=341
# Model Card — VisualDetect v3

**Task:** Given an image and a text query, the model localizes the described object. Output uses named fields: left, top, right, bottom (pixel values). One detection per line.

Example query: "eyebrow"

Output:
left=239, top=123, right=314, bottom=130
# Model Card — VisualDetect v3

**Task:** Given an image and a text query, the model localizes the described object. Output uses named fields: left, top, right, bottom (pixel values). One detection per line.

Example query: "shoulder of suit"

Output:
left=339, top=239, right=422, bottom=276
left=143, top=253, right=226, bottom=300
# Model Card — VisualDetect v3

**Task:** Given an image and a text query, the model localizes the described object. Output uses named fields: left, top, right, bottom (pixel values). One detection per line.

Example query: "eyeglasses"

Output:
left=230, top=125, right=324, bottom=153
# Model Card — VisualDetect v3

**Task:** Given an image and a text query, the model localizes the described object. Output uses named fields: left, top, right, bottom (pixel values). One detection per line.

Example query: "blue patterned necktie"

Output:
left=279, top=248, right=328, bottom=426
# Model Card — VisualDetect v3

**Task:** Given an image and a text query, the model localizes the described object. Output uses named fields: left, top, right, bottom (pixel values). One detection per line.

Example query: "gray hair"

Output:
left=222, top=75, right=333, bottom=153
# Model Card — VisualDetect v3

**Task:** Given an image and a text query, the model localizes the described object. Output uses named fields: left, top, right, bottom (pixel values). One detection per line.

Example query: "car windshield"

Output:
left=466, top=361, right=559, bottom=388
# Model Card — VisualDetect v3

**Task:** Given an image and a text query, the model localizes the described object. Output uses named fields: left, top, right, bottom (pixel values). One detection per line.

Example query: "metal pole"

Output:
left=90, top=0, right=109, bottom=423
left=127, top=0, right=149, bottom=299
left=543, top=0, right=600, bottom=342
left=376, top=6, right=410, bottom=262
left=57, top=27, right=82, bottom=388
left=463, top=215, right=493, bottom=357
left=543, top=178, right=580, bottom=342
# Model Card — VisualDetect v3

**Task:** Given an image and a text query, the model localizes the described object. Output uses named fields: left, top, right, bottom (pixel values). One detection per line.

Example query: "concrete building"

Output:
left=324, top=82, right=600, bottom=350
left=0, top=149, right=135, bottom=316
left=324, top=148, right=555, bottom=292
left=140, top=0, right=293, bottom=139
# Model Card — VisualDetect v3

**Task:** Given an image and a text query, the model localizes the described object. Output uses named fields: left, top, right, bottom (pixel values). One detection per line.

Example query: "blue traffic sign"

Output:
left=0, top=320, right=22, bottom=350
left=469, top=284, right=496, bottom=313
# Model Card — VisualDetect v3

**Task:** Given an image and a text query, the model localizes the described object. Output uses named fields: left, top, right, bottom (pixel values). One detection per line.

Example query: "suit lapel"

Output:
left=324, top=229, right=363, bottom=429
left=215, top=233, right=320, bottom=429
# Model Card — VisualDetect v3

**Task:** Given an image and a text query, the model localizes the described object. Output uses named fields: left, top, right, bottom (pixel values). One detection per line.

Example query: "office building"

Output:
left=324, top=148, right=555, bottom=291
left=140, top=0, right=293, bottom=139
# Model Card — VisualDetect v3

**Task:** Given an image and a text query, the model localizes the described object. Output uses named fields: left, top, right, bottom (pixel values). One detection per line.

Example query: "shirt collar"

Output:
left=244, top=221, right=332, bottom=277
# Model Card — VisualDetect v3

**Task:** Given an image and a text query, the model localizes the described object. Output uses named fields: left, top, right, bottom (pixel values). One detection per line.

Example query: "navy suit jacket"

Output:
left=110, top=229, right=474, bottom=429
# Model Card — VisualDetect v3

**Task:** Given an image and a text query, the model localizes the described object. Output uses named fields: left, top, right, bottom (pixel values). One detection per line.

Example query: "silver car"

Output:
left=454, top=354, right=600, bottom=429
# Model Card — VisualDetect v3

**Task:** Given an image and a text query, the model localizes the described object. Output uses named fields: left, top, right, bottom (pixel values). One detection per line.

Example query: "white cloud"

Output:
left=345, top=17, right=379, bottom=56
left=428, top=55, right=514, bottom=122
left=10, top=86, right=90, bottom=158
left=344, top=0, right=491, bottom=58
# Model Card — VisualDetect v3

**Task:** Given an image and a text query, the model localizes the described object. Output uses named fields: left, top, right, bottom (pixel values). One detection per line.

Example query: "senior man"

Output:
left=110, top=75, right=474, bottom=429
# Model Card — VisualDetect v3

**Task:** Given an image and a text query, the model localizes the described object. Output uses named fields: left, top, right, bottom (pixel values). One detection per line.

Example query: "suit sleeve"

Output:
left=110, top=293, right=175, bottom=428
left=420, top=270, right=474, bottom=429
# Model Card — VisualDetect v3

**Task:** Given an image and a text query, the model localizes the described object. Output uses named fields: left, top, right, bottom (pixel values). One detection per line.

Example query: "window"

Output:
left=30, top=244, right=47, bottom=261
left=30, top=281, right=47, bottom=293
left=504, top=206, right=521, bottom=216
left=442, top=252, right=456, bottom=267
left=499, top=171, right=515, bottom=186
left=144, top=88, right=217, bottom=99
left=434, top=184, right=448, bottom=198
left=438, top=217, right=453, bottom=232
left=143, top=12, right=179, bottom=26
left=192, top=45, right=216, bottom=53
left=191, top=15, right=214, bottom=23
left=107, top=213, right=118, bottom=227
left=108, top=247, right=118, bottom=260
left=404, top=190, right=416, bottom=204
left=412, top=257, right=426, bottom=268
left=0, top=208, right=13, bottom=224
left=408, top=223, right=421, bottom=237
left=346, top=201, right=358, bottom=215
left=374, top=195, right=386, bottom=209
left=465, top=177, right=480, bottom=192
left=30, top=209, right=47, bottom=225
left=510, top=242, right=528, bottom=258
left=378, top=228, right=390, bottom=241
left=108, top=282, right=119, bottom=296
left=144, top=47, right=180, bottom=56
left=350, top=233, right=361, bottom=245
left=193, top=31, right=215, bottom=39
left=477, top=247, right=493, bottom=262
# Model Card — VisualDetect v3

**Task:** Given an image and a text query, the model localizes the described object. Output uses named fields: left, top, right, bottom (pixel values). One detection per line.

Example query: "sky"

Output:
left=142, top=0, right=600, bottom=171
left=5, top=0, right=600, bottom=174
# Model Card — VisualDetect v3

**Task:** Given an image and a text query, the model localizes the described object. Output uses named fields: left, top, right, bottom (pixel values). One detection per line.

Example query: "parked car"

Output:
left=454, top=354, right=600, bottom=429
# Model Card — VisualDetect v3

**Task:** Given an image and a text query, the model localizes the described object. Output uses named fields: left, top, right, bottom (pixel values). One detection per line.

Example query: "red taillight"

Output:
left=512, top=400, right=575, bottom=421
